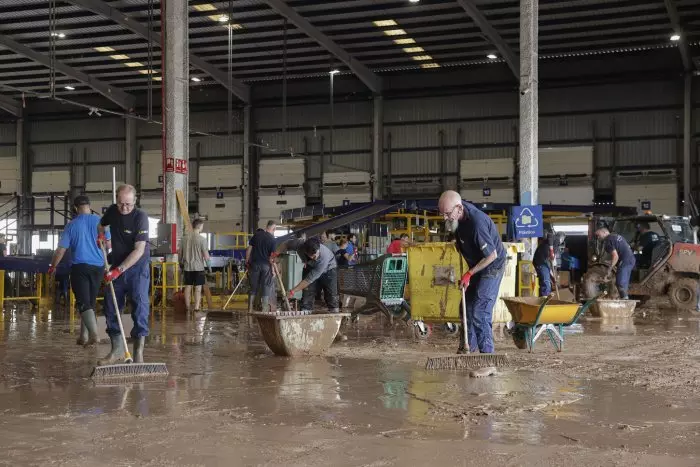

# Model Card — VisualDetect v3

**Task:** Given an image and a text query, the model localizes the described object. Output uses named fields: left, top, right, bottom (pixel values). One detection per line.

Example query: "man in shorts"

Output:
left=179, top=218, right=211, bottom=312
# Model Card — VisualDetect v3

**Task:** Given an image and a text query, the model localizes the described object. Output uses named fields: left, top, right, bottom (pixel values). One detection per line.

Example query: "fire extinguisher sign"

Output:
left=175, top=159, right=188, bottom=174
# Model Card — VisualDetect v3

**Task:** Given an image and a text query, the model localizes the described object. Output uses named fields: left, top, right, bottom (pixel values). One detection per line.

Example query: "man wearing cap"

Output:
left=97, top=184, right=152, bottom=364
left=49, top=195, right=107, bottom=347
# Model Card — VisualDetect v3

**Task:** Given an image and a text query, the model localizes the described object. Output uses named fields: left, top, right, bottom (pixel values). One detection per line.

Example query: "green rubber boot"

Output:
left=247, top=296, right=255, bottom=313
left=97, top=334, right=125, bottom=366
left=76, top=318, right=89, bottom=346
left=133, top=336, right=145, bottom=363
left=81, top=309, right=99, bottom=347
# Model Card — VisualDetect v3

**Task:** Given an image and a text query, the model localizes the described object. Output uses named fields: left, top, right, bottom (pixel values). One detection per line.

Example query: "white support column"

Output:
left=16, top=115, right=31, bottom=254
left=372, top=95, right=384, bottom=200
left=519, top=0, right=539, bottom=258
left=163, top=0, right=189, bottom=246
left=243, top=104, right=251, bottom=233
left=683, top=72, right=692, bottom=216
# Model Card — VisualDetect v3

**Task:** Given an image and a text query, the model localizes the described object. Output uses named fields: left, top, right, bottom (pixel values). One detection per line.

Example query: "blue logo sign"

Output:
left=216, top=191, right=224, bottom=199
left=482, top=187, right=491, bottom=197
left=512, top=205, right=543, bottom=239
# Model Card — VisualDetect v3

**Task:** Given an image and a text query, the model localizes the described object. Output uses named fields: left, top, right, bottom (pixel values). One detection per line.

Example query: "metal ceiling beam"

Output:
left=456, top=0, right=519, bottom=78
left=0, top=35, right=135, bottom=109
left=663, top=0, right=694, bottom=71
left=0, top=94, right=22, bottom=117
left=261, top=0, right=382, bottom=93
left=64, top=0, right=251, bottom=103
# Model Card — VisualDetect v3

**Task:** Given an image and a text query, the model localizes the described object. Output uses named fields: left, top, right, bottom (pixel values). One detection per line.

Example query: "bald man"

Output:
left=438, top=190, right=505, bottom=354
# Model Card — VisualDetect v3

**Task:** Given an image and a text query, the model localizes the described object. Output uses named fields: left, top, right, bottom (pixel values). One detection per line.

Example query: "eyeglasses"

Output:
left=117, top=202, right=135, bottom=208
left=440, top=204, right=461, bottom=219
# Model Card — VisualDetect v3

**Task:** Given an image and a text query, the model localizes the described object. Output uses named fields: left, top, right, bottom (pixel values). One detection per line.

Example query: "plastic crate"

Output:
left=338, top=255, right=407, bottom=305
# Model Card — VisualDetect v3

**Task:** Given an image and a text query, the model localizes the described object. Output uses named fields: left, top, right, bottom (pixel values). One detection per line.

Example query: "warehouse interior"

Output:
left=1, top=0, right=700, bottom=464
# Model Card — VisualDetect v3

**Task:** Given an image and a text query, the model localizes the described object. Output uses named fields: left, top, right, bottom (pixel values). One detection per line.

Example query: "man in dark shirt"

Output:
left=636, top=222, right=659, bottom=269
left=246, top=220, right=277, bottom=312
left=439, top=190, right=505, bottom=354
left=97, top=184, right=152, bottom=365
left=595, top=227, right=635, bottom=299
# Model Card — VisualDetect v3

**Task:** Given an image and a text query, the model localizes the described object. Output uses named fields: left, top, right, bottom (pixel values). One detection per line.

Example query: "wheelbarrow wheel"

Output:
left=512, top=329, right=528, bottom=350
left=442, top=322, right=460, bottom=337
left=413, top=321, right=432, bottom=340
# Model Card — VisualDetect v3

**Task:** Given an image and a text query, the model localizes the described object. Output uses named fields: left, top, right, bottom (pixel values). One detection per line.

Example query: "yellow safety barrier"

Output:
left=518, top=260, right=539, bottom=297
left=69, top=289, right=104, bottom=323
left=214, top=231, right=251, bottom=250
left=150, top=262, right=180, bottom=310
left=0, top=270, right=45, bottom=309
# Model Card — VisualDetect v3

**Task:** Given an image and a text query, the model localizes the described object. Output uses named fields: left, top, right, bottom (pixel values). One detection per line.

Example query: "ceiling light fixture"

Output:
left=409, top=0, right=420, bottom=3
left=420, top=63, right=440, bottom=69
left=373, top=19, right=397, bottom=27
left=191, top=76, right=202, bottom=82
left=124, top=62, right=144, bottom=67
left=64, top=85, right=75, bottom=90
left=670, top=33, right=681, bottom=41
left=383, top=29, right=407, bottom=36
left=394, top=38, right=415, bottom=45
left=94, top=46, right=115, bottom=53
left=487, top=53, right=498, bottom=60
left=329, top=69, right=340, bottom=75
left=403, top=47, right=425, bottom=53
left=412, top=55, right=433, bottom=61
left=51, top=32, right=66, bottom=38
left=218, top=14, right=229, bottom=22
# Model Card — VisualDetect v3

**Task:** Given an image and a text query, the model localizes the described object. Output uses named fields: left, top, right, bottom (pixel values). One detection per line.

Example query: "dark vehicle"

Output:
left=583, top=215, right=700, bottom=310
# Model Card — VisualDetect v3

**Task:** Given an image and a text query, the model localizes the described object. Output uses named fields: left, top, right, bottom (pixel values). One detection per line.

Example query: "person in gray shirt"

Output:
left=278, top=237, right=339, bottom=313
left=321, top=230, right=339, bottom=254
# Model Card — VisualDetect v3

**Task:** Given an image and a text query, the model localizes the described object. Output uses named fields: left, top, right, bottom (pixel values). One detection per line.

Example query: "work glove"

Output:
left=271, top=252, right=280, bottom=259
left=287, top=290, right=295, bottom=300
left=548, top=247, right=555, bottom=261
left=47, top=265, right=56, bottom=275
left=97, top=232, right=107, bottom=248
left=460, top=272, right=473, bottom=289
left=206, top=260, right=213, bottom=274
left=104, top=267, right=122, bottom=283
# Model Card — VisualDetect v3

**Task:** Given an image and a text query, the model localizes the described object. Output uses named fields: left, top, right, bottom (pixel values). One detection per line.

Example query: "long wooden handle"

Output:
left=461, top=286, right=469, bottom=353
left=272, top=262, right=292, bottom=312
left=223, top=271, right=247, bottom=310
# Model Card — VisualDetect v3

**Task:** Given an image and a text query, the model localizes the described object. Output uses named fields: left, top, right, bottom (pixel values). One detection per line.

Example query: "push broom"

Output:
left=425, top=286, right=509, bottom=370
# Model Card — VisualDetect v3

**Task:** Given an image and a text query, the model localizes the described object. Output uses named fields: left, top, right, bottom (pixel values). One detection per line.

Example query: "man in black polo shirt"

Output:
left=246, top=220, right=277, bottom=312
left=97, top=184, right=151, bottom=364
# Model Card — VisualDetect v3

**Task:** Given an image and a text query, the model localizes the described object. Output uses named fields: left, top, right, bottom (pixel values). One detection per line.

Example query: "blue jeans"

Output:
left=104, top=261, right=150, bottom=338
left=535, top=264, right=551, bottom=296
left=616, top=262, right=634, bottom=299
left=460, top=268, right=504, bottom=354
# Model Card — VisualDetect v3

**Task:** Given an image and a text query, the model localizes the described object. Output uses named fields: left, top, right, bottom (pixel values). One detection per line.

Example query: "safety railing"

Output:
left=0, top=270, right=46, bottom=309
left=150, top=261, right=180, bottom=310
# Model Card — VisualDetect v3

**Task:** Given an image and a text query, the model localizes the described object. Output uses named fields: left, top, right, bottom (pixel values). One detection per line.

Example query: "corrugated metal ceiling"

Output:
left=0, top=0, right=697, bottom=102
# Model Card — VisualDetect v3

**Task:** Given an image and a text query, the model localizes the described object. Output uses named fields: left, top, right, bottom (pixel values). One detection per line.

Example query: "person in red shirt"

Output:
left=386, top=234, right=412, bottom=254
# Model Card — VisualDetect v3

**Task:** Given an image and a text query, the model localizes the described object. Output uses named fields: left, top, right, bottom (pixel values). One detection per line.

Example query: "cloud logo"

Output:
left=515, top=208, right=540, bottom=228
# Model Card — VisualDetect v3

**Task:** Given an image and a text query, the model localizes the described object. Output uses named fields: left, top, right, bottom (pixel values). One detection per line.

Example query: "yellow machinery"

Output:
left=406, top=242, right=521, bottom=339
left=150, top=261, right=180, bottom=310
left=0, top=270, right=48, bottom=310
left=213, top=231, right=251, bottom=250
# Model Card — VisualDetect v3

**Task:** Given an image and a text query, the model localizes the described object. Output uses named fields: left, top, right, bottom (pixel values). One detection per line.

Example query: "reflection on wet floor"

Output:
left=1, top=305, right=699, bottom=455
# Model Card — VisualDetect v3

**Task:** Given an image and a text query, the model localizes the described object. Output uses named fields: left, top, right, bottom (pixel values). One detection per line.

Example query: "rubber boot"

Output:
left=261, top=297, right=271, bottom=313
left=97, top=334, right=125, bottom=366
left=133, top=336, right=145, bottom=363
left=76, top=318, right=89, bottom=346
left=247, top=296, right=255, bottom=314
left=81, top=309, right=99, bottom=347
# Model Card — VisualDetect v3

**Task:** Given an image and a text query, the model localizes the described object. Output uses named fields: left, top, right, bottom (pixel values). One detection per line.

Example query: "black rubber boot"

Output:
left=81, top=309, right=99, bottom=347
left=76, top=319, right=89, bottom=346
left=97, top=334, right=125, bottom=366
left=133, top=336, right=145, bottom=363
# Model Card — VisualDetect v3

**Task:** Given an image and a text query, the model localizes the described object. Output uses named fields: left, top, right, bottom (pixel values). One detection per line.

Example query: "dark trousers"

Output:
left=535, top=264, right=551, bottom=296
left=459, top=268, right=504, bottom=354
left=301, top=267, right=339, bottom=312
left=70, top=263, right=103, bottom=313
left=616, top=262, right=634, bottom=299
left=249, top=262, right=276, bottom=299
left=104, top=261, right=150, bottom=338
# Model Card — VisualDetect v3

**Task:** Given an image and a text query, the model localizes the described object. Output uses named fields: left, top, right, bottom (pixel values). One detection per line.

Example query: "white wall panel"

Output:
left=258, top=186, right=305, bottom=228
left=0, top=156, right=18, bottom=194
left=540, top=186, right=594, bottom=206
left=461, top=187, right=514, bottom=204
left=539, top=146, right=593, bottom=176
left=140, top=149, right=162, bottom=190
left=198, top=190, right=242, bottom=222
left=259, top=158, right=305, bottom=186
left=616, top=182, right=678, bottom=215
left=199, top=164, right=242, bottom=188
left=32, top=170, right=69, bottom=193
left=139, top=193, right=162, bottom=219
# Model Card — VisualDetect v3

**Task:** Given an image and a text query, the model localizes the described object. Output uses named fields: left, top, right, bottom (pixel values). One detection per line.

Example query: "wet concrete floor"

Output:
left=0, top=305, right=699, bottom=464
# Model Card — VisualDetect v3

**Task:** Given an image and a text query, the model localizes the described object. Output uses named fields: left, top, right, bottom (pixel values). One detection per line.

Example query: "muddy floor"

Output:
left=1, top=301, right=699, bottom=466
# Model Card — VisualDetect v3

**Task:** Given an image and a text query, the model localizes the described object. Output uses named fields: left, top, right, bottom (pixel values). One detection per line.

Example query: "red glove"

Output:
left=97, top=232, right=107, bottom=248
left=47, top=265, right=56, bottom=275
left=104, top=267, right=122, bottom=283
left=271, top=252, right=280, bottom=259
left=287, top=290, right=295, bottom=299
left=548, top=247, right=555, bottom=261
left=460, top=272, right=473, bottom=289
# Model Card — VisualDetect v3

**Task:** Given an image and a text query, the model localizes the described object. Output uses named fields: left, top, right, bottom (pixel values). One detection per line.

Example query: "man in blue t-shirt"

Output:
left=49, top=195, right=108, bottom=347
left=246, top=220, right=277, bottom=312
left=97, top=184, right=152, bottom=365
left=595, top=227, right=635, bottom=299
left=439, top=190, right=505, bottom=354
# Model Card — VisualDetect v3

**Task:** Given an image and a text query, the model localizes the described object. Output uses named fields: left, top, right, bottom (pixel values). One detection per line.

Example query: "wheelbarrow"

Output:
left=501, top=294, right=601, bottom=352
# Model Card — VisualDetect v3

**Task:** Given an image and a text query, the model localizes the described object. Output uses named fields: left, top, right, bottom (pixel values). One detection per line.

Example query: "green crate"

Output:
left=379, top=256, right=407, bottom=303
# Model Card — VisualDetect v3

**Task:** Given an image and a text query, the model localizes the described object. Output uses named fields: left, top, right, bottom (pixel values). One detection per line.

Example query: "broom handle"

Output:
left=100, top=241, right=132, bottom=362
left=461, top=286, right=469, bottom=353
left=223, top=270, right=247, bottom=310
left=272, top=262, right=292, bottom=312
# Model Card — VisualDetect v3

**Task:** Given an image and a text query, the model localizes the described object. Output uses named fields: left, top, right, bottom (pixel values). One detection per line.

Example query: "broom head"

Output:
left=91, top=362, right=169, bottom=380
left=425, top=353, right=509, bottom=371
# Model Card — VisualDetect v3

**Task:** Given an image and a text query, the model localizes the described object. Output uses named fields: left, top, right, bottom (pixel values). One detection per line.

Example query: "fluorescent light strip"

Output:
left=373, top=19, right=397, bottom=27
left=95, top=47, right=161, bottom=80
left=375, top=19, right=439, bottom=70
left=383, top=29, right=407, bottom=36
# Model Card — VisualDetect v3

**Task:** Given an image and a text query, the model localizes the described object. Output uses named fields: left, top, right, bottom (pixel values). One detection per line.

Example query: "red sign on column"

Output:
left=175, top=159, right=188, bottom=174
left=165, top=157, right=175, bottom=172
